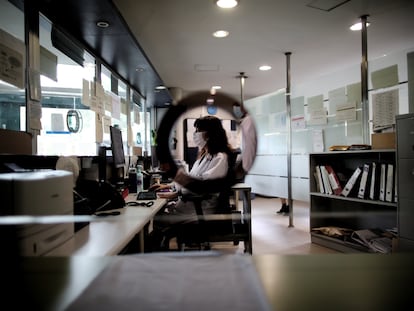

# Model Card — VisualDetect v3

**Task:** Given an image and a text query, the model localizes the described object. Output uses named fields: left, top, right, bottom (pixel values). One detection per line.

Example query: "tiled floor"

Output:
left=203, top=196, right=339, bottom=255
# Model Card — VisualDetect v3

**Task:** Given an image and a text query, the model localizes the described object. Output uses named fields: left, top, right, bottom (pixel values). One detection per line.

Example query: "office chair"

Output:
left=172, top=151, right=252, bottom=254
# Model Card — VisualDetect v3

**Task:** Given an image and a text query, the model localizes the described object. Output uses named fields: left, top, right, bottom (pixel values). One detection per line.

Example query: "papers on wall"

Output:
left=51, top=113, right=65, bottom=132
left=307, top=95, right=327, bottom=125
left=102, top=116, right=112, bottom=134
left=291, top=96, right=305, bottom=116
left=346, top=82, right=361, bottom=107
left=40, top=46, right=58, bottom=82
left=328, top=87, right=347, bottom=115
left=372, top=89, right=398, bottom=131
left=111, top=93, right=121, bottom=120
left=371, top=65, right=399, bottom=89
left=82, top=79, right=91, bottom=106
left=89, top=96, right=98, bottom=112
left=29, top=101, right=42, bottom=131
left=0, top=29, right=25, bottom=89
left=312, top=129, right=324, bottom=152
left=336, top=101, right=356, bottom=122
left=292, top=115, right=306, bottom=130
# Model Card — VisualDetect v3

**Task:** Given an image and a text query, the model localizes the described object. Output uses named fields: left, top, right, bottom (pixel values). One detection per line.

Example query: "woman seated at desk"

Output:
left=148, top=115, right=235, bottom=251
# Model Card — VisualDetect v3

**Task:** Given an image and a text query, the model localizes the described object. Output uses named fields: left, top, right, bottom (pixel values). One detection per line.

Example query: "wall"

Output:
left=245, top=46, right=414, bottom=201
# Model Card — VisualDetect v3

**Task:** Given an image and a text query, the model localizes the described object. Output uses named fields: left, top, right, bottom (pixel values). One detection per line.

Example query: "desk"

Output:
left=45, top=195, right=166, bottom=256
left=11, top=253, right=414, bottom=311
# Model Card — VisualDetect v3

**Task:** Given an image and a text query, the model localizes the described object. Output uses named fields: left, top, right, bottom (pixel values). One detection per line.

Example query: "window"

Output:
left=0, top=1, right=25, bottom=131
left=37, top=15, right=96, bottom=156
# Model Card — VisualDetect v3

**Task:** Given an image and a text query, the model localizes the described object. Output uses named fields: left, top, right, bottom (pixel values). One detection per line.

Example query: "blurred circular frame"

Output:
left=156, top=91, right=257, bottom=192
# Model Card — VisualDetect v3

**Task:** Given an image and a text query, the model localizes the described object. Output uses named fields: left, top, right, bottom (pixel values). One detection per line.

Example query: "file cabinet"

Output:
left=396, top=113, right=414, bottom=252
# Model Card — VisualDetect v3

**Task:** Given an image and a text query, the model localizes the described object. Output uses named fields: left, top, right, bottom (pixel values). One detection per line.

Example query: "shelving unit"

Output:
left=309, top=150, right=397, bottom=253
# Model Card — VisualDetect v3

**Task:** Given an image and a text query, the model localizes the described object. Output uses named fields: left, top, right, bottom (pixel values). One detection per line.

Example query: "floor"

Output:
left=190, top=195, right=340, bottom=255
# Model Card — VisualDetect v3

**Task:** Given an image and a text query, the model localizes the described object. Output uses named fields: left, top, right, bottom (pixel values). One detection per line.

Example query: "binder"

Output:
left=341, top=166, right=362, bottom=197
left=379, top=163, right=387, bottom=201
left=385, top=163, right=394, bottom=202
left=394, top=168, right=398, bottom=203
left=369, top=162, right=380, bottom=200
left=325, top=165, right=342, bottom=195
left=320, top=165, right=333, bottom=195
left=357, top=163, right=370, bottom=199
left=315, top=166, right=324, bottom=193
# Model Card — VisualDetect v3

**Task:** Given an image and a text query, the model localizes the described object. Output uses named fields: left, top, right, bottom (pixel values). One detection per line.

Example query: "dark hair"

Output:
left=194, top=116, right=232, bottom=156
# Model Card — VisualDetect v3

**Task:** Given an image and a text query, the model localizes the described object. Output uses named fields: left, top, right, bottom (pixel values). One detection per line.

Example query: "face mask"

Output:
left=233, top=106, right=244, bottom=119
left=193, top=131, right=207, bottom=148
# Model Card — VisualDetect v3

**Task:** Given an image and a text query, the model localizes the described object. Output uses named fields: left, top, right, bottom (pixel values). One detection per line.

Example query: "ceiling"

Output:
left=112, top=0, right=414, bottom=104
left=10, top=0, right=414, bottom=108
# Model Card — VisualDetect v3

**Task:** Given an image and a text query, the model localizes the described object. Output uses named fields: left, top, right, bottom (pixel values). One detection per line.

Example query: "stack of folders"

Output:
left=314, top=165, right=343, bottom=195
left=315, top=163, right=397, bottom=202
left=341, top=162, right=396, bottom=202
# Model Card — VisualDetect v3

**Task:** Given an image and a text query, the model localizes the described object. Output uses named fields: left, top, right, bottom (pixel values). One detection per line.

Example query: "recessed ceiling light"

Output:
left=96, top=21, right=110, bottom=28
left=259, top=65, right=272, bottom=71
left=155, top=85, right=166, bottom=90
left=216, top=0, right=239, bottom=9
left=350, top=21, right=370, bottom=31
left=213, top=30, right=229, bottom=38
left=210, top=86, right=221, bottom=95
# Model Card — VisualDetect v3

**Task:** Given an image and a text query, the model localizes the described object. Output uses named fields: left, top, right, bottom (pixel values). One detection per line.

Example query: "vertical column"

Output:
left=360, top=15, right=370, bottom=144
left=285, top=52, right=294, bottom=227
left=238, top=71, right=247, bottom=106
left=24, top=1, right=41, bottom=153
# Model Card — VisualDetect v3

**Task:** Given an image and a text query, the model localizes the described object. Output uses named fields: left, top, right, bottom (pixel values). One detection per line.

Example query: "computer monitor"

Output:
left=109, top=126, right=126, bottom=169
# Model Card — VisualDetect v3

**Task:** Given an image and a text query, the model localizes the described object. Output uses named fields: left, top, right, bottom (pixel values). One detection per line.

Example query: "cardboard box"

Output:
left=371, top=132, right=396, bottom=149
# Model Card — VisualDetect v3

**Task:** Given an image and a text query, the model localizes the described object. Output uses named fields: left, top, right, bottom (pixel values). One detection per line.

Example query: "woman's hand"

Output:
left=156, top=191, right=178, bottom=200
left=148, top=183, right=170, bottom=191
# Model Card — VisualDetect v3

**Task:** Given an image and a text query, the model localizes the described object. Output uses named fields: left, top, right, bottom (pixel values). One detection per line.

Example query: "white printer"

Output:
left=0, top=170, right=74, bottom=256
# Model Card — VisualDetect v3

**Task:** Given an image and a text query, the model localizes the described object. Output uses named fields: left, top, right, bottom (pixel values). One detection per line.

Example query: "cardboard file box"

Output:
left=371, top=133, right=396, bottom=149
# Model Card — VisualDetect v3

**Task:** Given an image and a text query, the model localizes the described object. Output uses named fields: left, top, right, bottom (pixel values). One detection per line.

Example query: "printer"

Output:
left=0, top=170, right=74, bottom=256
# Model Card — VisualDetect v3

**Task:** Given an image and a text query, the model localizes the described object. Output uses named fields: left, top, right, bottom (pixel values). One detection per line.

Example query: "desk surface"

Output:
left=46, top=195, right=166, bottom=256
left=11, top=253, right=414, bottom=311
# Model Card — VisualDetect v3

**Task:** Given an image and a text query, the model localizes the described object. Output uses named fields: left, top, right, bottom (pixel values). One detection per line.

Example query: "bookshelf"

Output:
left=309, top=150, right=397, bottom=253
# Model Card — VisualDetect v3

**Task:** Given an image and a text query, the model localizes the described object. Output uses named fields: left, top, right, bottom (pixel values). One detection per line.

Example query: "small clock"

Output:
left=207, top=105, right=217, bottom=115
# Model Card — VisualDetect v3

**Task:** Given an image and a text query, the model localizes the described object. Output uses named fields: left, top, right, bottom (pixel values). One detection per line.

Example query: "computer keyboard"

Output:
left=136, top=191, right=157, bottom=200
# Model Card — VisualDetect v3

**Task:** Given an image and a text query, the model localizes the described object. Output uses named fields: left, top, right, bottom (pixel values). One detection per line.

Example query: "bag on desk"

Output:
left=75, top=180, right=125, bottom=213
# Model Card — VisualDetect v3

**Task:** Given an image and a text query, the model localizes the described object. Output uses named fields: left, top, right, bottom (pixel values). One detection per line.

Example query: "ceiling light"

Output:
left=259, top=65, right=272, bottom=71
left=96, top=21, right=110, bottom=28
left=350, top=21, right=370, bottom=31
left=210, top=86, right=221, bottom=95
left=155, top=85, right=166, bottom=90
left=216, top=0, right=239, bottom=9
left=213, top=30, right=229, bottom=38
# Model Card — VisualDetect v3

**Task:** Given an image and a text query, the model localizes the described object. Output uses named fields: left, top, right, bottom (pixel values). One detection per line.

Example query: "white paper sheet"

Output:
left=66, top=253, right=271, bottom=311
